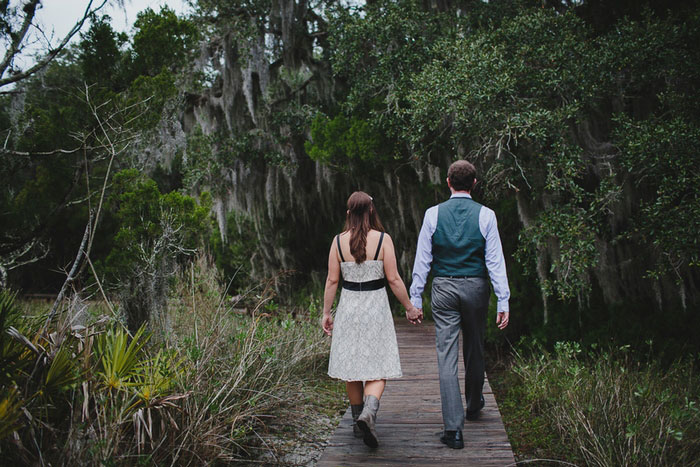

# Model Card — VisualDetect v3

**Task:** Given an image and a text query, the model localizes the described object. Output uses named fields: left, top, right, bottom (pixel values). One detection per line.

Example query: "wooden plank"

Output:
left=317, top=321, right=515, bottom=466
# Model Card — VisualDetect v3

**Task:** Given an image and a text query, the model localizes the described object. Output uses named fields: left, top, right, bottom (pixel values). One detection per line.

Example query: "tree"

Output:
left=0, top=11, right=191, bottom=292
left=102, top=169, right=210, bottom=333
left=0, top=1, right=121, bottom=288
left=400, top=6, right=700, bottom=324
left=130, top=6, right=199, bottom=78
left=78, top=14, right=128, bottom=90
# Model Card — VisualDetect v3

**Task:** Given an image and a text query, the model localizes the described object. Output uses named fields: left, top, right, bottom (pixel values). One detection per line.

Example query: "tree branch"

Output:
left=0, top=0, right=110, bottom=89
left=269, top=74, right=314, bottom=107
left=0, top=0, right=41, bottom=78
left=0, top=147, right=85, bottom=157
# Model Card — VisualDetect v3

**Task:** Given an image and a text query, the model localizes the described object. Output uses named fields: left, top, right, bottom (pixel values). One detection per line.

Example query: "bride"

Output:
left=321, top=191, right=422, bottom=448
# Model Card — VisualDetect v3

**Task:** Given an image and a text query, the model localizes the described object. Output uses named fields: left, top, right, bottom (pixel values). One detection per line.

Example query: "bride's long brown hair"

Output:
left=344, top=191, right=385, bottom=263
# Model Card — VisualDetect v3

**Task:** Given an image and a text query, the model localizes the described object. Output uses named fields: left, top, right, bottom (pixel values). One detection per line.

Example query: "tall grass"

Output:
left=167, top=260, right=331, bottom=463
left=0, top=256, right=338, bottom=465
left=506, top=341, right=700, bottom=466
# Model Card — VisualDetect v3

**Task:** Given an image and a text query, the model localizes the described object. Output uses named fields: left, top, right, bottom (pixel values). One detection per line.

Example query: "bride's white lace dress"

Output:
left=327, top=259, right=402, bottom=381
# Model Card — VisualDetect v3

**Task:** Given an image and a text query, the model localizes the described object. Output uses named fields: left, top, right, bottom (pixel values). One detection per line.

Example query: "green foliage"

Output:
left=104, top=169, right=209, bottom=281
left=398, top=6, right=700, bottom=308
left=305, top=113, right=387, bottom=164
left=183, top=126, right=267, bottom=192
left=0, top=386, right=22, bottom=441
left=406, top=9, right=592, bottom=170
left=96, top=324, right=150, bottom=391
left=126, top=70, right=178, bottom=129
left=79, top=15, right=129, bottom=89
left=101, top=169, right=210, bottom=331
left=131, top=6, right=199, bottom=78
left=0, top=291, right=28, bottom=438
left=0, top=289, right=185, bottom=464
left=1, top=55, right=88, bottom=264
left=0, top=292, right=32, bottom=377
left=518, top=205, right=600, bottom=300
left=131, top=348, right=182, bottom=407
left=401, top=9, right=610, bottom=301
left=501, top=341, right=700, bottom=465
left=44, top=345, right=81, bottom=395
left=616, top=116, right=700, bottom=277
left=1, top=10, right=194, bottom=292
left=329, top=0, right=452, bottom=126
left=166, top=261, right=337, bottom=464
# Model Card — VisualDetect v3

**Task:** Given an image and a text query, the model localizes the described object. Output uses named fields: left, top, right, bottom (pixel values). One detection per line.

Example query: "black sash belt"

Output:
left=342, top=278, right=385, bottom=291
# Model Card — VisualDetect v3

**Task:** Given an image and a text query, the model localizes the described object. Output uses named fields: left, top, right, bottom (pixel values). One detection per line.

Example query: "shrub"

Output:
left=509, top=341, right=700, bottom=466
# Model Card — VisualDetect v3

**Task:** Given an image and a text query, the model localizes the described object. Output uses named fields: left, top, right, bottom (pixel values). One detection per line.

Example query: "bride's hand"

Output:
left=322, top=313, right=333, bottom=336
left=406, top=306, right=423, bottom=325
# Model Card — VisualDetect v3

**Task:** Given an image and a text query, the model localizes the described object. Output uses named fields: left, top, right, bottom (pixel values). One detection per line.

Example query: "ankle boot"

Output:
left=351, top=403, right=364, bottom=438
left=356, top=395, right=380, bottom=448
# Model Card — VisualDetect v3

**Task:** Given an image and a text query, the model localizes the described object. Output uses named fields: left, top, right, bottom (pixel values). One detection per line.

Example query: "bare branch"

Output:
left=1, top=146, right=85, bottom=157
left=43, top=85, right=123, bottom=329
left=0, top=0, right=110, bottom=89
left=0, top=238, right=49, bottom=288
left=269, top=75, right=314, bottom=107
left=5, top=239, right=49, bottom=270
left=0, top=0, right=41, bottom=78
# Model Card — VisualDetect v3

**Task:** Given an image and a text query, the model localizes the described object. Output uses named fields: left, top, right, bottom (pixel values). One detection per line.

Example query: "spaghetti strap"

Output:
left=336, top=235, right=346, bottom=262
left=374, top=232, right=385, bottom=260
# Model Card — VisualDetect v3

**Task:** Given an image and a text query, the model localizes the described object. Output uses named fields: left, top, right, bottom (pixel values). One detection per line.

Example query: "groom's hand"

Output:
left=406, top=306, right=422, bottom=325
left=496, top=311, right=509, bottom=330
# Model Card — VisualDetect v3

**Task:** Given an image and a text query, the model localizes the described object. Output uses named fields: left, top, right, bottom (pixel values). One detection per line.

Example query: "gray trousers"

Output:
left=431, top=276, right=490, bottom=430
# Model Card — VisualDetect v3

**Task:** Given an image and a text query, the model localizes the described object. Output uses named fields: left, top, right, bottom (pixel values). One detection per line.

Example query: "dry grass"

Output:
left=0, top=256, right=344, bottom=465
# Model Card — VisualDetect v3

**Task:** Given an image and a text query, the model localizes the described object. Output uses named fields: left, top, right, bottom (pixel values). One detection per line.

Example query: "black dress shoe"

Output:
left=466, top=397, right=485, bottom=421
left=440, top=430, right=464, bottom=449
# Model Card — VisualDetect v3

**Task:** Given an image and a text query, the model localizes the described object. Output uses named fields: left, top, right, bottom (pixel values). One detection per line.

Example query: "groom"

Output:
left=410, top=160, right=510, bottom=449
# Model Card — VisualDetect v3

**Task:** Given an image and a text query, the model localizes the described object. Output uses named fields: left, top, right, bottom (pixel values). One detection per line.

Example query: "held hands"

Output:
left=496, top=311, right=509, bottom=330
left=406, top=305, right=423, bottom=325
left=322, top=312, right=333, bottom=336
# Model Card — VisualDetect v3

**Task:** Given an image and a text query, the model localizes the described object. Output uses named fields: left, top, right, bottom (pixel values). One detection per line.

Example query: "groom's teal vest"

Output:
left=432, top=197, right=488, bottom=278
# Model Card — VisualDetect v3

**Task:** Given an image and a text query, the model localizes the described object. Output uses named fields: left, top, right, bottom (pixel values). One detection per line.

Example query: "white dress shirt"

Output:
left=410, top=193, right=510, bottom=314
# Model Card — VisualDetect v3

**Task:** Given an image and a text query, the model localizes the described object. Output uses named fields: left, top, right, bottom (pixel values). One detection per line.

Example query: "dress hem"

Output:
left=327, top=371, right=403, bottom=382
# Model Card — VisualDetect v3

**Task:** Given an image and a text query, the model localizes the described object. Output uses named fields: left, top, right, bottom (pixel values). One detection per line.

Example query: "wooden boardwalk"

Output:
left=318, top=321, right=515, bottom=466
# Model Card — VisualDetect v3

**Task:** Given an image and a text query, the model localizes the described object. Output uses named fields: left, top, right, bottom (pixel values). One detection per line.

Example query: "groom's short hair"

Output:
left=448, top=160, right=477, bottom=191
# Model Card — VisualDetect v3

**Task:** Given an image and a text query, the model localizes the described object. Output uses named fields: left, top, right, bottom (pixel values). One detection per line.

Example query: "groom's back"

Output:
left=432, top=197, right=487, bottom=278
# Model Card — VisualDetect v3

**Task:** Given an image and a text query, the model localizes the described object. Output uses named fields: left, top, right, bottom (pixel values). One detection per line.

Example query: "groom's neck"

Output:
left=449, top=188, right=471, bottom=195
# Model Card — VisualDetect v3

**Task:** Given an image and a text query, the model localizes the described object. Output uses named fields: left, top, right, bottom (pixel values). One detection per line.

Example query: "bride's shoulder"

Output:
left=370, top=229, right=391, bottom=238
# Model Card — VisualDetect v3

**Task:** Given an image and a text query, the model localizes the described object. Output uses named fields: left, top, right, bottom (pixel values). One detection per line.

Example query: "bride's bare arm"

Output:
left=383, top=235, right=422, bottom=322
left=322, top=239, right=341, bottom=335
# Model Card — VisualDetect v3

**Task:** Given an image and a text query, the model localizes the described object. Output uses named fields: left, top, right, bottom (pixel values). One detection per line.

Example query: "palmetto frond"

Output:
left=96, top=324, right=150, bottom=391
